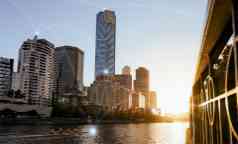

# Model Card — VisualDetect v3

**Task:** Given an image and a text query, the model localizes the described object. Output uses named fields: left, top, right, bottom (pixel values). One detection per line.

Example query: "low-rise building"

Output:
left=114, top=74, right=132, bottom=90
left=88, top=75, right=131, bottom=111
left=0, top=57, right=13, bottom=97
left=57, top=90, right=88, bottom=107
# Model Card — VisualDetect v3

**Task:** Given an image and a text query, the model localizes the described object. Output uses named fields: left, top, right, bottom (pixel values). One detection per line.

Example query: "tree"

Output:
left=15, top=90, right=25, bottom=99
left=7, top=89, right=14, bottom=98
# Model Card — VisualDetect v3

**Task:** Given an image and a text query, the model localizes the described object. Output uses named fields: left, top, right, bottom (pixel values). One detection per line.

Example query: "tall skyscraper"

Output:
left=95, top=9, right=116, bottom=78
left=0, top=57, right=13, bottom=97
left=55, top=46, right=84, bottom=94
left=18, top=36, right=55, bottom=106
left=134, top=67, right=149, bottom=94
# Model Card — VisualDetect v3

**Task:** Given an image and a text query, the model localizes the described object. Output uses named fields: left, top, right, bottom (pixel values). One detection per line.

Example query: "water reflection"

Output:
left=89, top=126, right=97, bottom=136
left=0, top=123, right=188, bottom=144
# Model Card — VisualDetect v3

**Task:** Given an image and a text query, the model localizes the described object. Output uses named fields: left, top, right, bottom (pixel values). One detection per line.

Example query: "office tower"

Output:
left=134, top=67, right=149, bottom=94
left=0, top=57, right=13, bottom=97
left=122, top=65, right=131, bottom=75
left=18, top=36, right=55, bottom=106
left=95, top=9, right=116, bottom=78
left=55, top=46, right=84, bottom=94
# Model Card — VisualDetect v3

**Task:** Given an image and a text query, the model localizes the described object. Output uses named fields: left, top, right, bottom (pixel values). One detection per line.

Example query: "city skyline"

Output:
left=1, top=1, right=237, bottom=144
left=0, top=0, right=207, bottom=114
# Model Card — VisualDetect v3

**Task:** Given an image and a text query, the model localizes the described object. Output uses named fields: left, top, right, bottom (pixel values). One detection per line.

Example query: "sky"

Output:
left=0, top=0, right=207, bottom=114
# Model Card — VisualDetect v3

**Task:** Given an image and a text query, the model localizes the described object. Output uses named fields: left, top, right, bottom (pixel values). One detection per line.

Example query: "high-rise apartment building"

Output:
left=55, top=46, right=84, bottom=94
left=95, top=9, right=116, bottom=78
left=0, top=57, right=13, bottom=97
left=18, top=36, right=55, bottom=106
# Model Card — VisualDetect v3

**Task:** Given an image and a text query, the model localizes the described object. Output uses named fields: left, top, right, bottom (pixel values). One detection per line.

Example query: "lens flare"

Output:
left=89, top=127, right=97, bottom=136
left=103, top=69, right=109, bottom=74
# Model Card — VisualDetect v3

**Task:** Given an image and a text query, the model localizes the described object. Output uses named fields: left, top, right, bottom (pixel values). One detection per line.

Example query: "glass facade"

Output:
left=55, top=46, right=84, bottom=94
left=0, top=57, right=13, bottom=97
left=95, top=10, right=116, bottom=78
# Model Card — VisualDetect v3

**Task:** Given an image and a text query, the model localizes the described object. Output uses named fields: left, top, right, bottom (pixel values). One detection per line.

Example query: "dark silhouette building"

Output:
left=134, top=67, right=149, bottom=94
left=0, top=57, right=13, bottom=97
left=55, top=46, right=84, bottom=94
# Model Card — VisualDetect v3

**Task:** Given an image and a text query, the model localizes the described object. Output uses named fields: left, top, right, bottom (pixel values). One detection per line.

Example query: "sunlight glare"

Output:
left=89, top=127, right=97, bottom=136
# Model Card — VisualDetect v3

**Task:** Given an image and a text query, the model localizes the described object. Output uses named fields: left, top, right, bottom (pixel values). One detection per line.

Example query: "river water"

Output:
left=0, top=122, right=188, bottom=144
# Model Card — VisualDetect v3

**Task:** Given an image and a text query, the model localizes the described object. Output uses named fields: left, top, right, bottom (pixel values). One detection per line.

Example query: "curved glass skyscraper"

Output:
left=55, top=46, right=84, bottom=93
left=95, top=10, right=116, bottom=78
